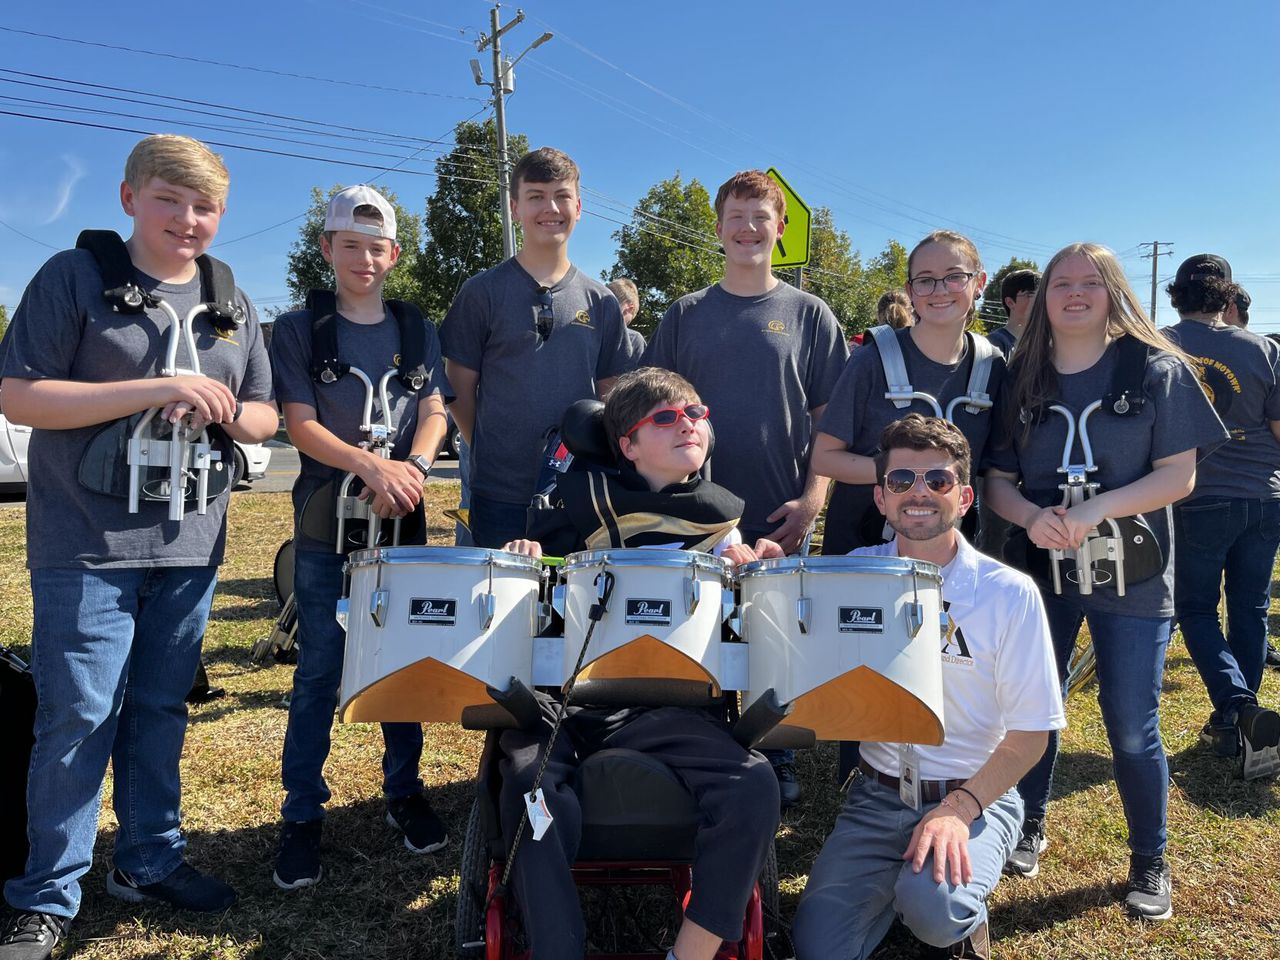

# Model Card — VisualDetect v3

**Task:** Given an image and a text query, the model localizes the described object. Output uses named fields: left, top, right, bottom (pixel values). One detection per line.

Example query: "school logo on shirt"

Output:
left=766, top=319, right=788, bottom=334
left=940, top=600, right=973, bottom=666
left=393, top=352, right=402, bottom=366
left=1190, top=353, right=1241, bottom=420
left=572, top=310, right=594, bottom=327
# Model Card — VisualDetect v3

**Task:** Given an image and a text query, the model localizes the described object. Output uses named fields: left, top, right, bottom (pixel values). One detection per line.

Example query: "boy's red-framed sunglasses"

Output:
left=623, top=403, right=711, bottom=438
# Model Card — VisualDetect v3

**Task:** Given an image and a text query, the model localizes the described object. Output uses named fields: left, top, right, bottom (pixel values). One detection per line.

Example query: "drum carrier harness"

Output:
left=297, top=288, right=431, bottom=555
left=74, top=230, right=246, bottom=521
left=1016, top=334, right=1164, bottom=595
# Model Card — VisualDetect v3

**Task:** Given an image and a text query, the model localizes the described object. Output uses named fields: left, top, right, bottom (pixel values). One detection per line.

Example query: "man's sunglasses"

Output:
left=535, top=286, right=555, bottom=344
left=624, top=403, right=710, bottom=438
left=883, top=467, right=959, bottom=495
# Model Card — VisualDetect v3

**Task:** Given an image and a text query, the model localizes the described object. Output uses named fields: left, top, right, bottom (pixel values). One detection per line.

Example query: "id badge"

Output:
left=899, top=743, right=921, bottom=811
left=525, top=787, right=554, bottom=841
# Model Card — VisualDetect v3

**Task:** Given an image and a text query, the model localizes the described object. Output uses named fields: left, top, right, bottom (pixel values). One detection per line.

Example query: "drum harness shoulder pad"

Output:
left=305, top=288, right=429, bottom=393
left=867, top=324, right=997, bottom=419
left=76, top=230, right=246, bottom=334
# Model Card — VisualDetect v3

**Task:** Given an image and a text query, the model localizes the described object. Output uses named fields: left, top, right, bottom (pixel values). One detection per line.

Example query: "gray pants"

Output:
left=792, top=774, right=1022, bottom=960
left=498, top=705, right=780, bottom=959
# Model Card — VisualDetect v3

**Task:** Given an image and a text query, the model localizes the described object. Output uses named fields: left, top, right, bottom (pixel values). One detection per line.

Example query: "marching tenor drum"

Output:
left=339, top=547, right=548, bottom=725
left=737, top=555, right=946, bottom=745
left=556, top=548, right=735, bottom=704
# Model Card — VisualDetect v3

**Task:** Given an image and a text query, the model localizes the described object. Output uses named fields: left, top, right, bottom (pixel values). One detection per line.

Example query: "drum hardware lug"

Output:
left=720, top=592, right=735, bottom=624
left=369, top=588, right=388, bottom=628
left=479, top=592, right=497, bottom=631
left=685, top=575, right=701, bottom=616
left=551, top=583, right=566, bottom=619
left=334, top=596, right=349, bottom=631
left=905, top=601, right=924, bottom=638
left=797, top=596, right=812, bottom=635
left=534, top=601, right=553, bottom=635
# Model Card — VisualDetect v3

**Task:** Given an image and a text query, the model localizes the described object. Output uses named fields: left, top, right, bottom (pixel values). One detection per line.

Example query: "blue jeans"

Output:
left=469, top=492, right=529, bottom=549
left=792, top=775, right=1022, bottom=959
left=1174, top=497, right=1280, bottom=722
left=281, top=549, right=423, bottom=822
left=5, top=566, right=218, bottom=919
left=1016, top=595, right=1171, bottom=857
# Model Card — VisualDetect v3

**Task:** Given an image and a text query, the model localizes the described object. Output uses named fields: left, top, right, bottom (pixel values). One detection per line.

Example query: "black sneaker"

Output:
left=775, top=762, right=802, bottom=810
left=1199, top=719, right=1239, bottom=758
left=106, top=862, right=237, bottom=912
left=1238, top=703, right=1280, bottom=752
left=0, top=912, right=69, bottom=960
left=1266, top=643, right=1280, bottom=670
left=386, top=793, right=448, bottom=854
left=273, top=820, right=324, bottom=890
left=1003, top=818, right=1047, bottom=878
left=1124, top=854, right=1172, bottom=920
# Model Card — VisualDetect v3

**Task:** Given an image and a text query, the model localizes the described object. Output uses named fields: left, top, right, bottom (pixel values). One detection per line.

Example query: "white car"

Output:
left=0, top=414, right=270, bottom=493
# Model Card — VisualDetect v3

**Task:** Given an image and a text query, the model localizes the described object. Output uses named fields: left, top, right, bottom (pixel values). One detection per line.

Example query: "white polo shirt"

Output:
left=858, top=534, right=1066, bottom=782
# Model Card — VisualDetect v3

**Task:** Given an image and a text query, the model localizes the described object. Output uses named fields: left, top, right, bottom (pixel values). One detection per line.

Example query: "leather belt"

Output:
left=858, top=759, right=965, bottom=804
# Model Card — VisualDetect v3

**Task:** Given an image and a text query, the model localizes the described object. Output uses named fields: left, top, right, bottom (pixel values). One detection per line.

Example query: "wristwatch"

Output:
left=408, top=454, right=432, bottom=480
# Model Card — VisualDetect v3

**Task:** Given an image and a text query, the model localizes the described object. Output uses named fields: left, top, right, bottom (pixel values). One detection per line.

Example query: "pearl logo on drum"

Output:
left=624, top=598, right=672, bottom=626
left=837, top=606, right=884, bottom=633
left=408, top=598, right=457, bottom=626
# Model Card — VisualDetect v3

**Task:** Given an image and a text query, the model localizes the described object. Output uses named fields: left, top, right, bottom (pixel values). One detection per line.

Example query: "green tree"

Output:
left=284, top=185, right=425, bottom=309
left=785, top=207, right=863, bottom=336
left=605, top=172, right=722, bottom=334
left=977, top=256, right=1040, bottom=333
left=0, top=303, right=8, bottom=341
left=416, top=118, right=529, bottom=320
left=846, top=239, right=910, bottom=330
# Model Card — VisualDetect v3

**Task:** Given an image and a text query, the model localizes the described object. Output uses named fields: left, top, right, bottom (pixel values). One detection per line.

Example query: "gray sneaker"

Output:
left=0, top=912, right=69, bottom=960
left=1124, top=854, right=1172, bottom=921
left=1003, top=818, right=1046, bottom=878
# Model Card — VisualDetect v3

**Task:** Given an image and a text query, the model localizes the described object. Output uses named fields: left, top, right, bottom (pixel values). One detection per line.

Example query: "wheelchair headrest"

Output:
left=560, top=399, right=615, bottom=467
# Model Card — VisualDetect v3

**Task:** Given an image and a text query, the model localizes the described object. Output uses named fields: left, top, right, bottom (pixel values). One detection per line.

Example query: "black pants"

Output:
left=498, top=705, right=780, bottom=959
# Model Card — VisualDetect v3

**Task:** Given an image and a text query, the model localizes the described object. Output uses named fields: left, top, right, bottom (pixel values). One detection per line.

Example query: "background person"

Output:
left=607, top=276, right=646, bottom=353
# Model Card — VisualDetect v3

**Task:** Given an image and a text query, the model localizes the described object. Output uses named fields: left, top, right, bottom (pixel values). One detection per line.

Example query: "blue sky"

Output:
left=1, top=0, right=1277, bottom=328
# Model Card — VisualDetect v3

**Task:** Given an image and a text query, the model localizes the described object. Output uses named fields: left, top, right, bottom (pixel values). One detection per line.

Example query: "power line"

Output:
left=0, top=215, right=59, bottom=250
left=0, top=26, right=485, bottom=102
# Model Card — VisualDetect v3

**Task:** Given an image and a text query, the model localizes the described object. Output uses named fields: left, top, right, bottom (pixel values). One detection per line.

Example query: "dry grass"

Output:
left=0, top=489, right=1277, bottom=959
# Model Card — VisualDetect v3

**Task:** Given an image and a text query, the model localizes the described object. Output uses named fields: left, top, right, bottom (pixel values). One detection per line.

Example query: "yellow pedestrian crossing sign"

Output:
left=766, top=167, right=811, bottom=269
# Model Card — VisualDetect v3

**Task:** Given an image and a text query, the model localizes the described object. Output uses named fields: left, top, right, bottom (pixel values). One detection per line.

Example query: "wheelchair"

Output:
left=454, top=726, right=779, bottom=960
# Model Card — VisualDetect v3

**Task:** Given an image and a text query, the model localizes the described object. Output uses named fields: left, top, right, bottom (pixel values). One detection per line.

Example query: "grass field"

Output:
left=1, top=487, right=1277, bottom=959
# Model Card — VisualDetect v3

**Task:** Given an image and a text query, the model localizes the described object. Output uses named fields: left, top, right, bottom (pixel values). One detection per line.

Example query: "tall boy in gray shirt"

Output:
left=0, top=135, right=276, bottom=958
left=441, top=148, right=637, bottom=548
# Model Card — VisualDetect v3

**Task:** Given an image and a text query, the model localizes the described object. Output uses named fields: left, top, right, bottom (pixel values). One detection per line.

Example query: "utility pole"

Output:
left=1139, top=241, right=1174, bottom=322
left=473, top=6, right=552, bottom=259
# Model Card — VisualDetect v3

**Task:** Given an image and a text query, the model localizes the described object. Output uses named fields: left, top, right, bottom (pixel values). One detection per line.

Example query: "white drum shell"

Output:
left=339, top=547, right=543, bottom=723
left=739, top=557, right=945, bottom=744
left=561, top=548, right=731, bottom=690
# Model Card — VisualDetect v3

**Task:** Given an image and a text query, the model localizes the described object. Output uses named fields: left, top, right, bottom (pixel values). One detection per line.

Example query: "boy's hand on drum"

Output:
left=358, top=457, right=423, bottom=518
left=1026, top=506, right=1074, bottom=551
left=720, top=543, right=758, bottom=568
left=503, top=539, right=543, bottom=558
left=752, top=538, right=786, bottom=560
left=904, top=802, right=974, bottom=887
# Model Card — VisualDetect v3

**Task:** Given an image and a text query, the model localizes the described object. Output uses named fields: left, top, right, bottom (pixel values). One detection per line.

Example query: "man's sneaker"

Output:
left=1238, top=703, right=1280, bottom=751
left=1199, top=719, right=1239, bottom=758
left=1266, top=643, right=1280, bottom=670
left=775, top=762, right=802, bottom=810
left=273, top=819, right=324, bottom=890
left=1124, top=854, right=1172, bottom=920
left=386, top=793, right=448, bottom=854
left=106, top=862, right=237, bottom=912
left=1003, top=819, right=1047, bottom=878
left=0, top=912, right=69, bottom=960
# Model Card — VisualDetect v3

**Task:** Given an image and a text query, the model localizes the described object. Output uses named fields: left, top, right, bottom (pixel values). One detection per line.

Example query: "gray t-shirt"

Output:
left=642, top=281, right=849, bottom=541
left=817, top=326, right=1007, bottom=543
left=988, top=342, right=1228, bottom=616
left=269, top=305, right=451, bottom=553
left=441, top=259, right=638, bottom=504
left=1162, top=321, right=1280, bottom=500
left=0, top=248, right=273, bottom=569
left=987, top=326, right=1017, bottom=360
left=625, top=326, right=647, bottom=355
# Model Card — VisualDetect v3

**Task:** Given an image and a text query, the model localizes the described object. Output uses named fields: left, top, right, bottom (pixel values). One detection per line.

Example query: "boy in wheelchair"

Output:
left=497, top=367, right=783, bottom=960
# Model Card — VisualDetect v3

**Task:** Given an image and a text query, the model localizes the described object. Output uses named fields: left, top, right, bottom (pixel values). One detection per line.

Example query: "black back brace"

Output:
left=75, top=229, right=246, bottom=334
left=304, top=289, right=429, bottom=393
left=1021, top=334, right=1151, bottom=425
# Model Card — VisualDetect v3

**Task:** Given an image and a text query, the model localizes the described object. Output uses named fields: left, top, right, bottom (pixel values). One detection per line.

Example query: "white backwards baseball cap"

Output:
left=324, top=184, right=397, bottom=241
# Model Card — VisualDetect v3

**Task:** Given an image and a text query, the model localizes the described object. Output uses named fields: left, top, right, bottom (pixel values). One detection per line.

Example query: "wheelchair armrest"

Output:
left=461, top=678, right=543, bottom=730
left=732, top=689, right=796, bottom=749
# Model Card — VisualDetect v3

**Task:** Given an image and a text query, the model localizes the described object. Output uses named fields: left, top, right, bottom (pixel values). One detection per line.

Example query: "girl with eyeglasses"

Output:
left=984, top=243, right=1226, bottom=921
left=813, top=230, right=1006, bottom=557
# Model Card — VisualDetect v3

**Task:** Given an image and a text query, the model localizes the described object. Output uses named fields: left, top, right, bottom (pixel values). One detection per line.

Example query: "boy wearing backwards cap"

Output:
left=268, top=185, right=452, bottom=890
left=0, top=134, right=276, bottom=960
